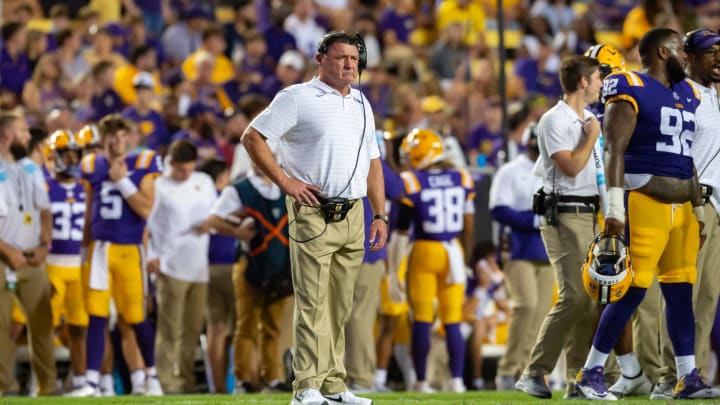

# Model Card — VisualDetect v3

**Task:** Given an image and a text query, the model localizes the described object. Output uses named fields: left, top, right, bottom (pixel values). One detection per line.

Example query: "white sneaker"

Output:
left=449, top=377, right=466, bottom=393
left=413, top=381, right=435, bottom=393
left=347, top=383, right=373, bottom=394
left=290, top=389, right=330, bottom=405
left=373, top=384, right=392, bottom=393
left=144, top=376, right=163, bottom=396
left=609, top=371, right=652, bottom=397
left=324, top=390, right=372, bottom=405
left=65, top=384, right=100, bottom=397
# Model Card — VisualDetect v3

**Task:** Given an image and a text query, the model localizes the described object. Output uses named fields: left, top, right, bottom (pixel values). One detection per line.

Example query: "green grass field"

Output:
left=0, top=391, right=714, bottom=404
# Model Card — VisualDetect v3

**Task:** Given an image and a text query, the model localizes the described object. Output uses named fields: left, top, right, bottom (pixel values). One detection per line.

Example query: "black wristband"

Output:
left=372, top=214, right=389, bottom=224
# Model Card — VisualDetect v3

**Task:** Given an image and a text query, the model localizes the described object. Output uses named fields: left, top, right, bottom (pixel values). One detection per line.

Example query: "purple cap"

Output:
left=104, top=22, right=128, bottom=37
left=187, top=102, right=216, bottom=118
left=684, top=28, right=720, bottom=52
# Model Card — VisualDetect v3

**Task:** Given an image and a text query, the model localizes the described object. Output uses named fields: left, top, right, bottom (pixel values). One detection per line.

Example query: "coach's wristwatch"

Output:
left=372, top=214, right=389, bottom=224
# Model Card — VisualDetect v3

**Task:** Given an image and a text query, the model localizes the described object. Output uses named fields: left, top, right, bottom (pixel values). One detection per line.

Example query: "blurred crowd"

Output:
left=3, top=0, right=720, bottom=397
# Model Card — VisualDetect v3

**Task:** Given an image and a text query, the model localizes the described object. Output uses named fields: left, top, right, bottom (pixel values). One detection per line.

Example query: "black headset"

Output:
left=316, top=31, right=367, bottom=73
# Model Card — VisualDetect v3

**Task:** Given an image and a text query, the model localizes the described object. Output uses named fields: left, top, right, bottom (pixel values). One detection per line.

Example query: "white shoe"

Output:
left=324, top=390, right=372, bottom=405
left=290, top=389, right=330, bottom=405
left=373, top=384, right=392, bottom=393
left=65, top=384, right=100, bottom=397
left=449, top=377, right=466, bottom=393
left=609, top=371, right=652, bottom=397
left=413, top=381, right=435, bottom=393
left=144, top=376, right=163, bottom=396
left=347, top=383, right=373, bottom=394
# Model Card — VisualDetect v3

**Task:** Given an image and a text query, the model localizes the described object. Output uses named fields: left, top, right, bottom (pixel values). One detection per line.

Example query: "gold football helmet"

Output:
left=76, top=124, right=101, bottom=149
left=48, top=129, right=80, bottom=176
left=401, top=128, right=445, bottom=170
left=582, top=233, right=633, bottom=304
left=585, top=44, right=626, bottom=79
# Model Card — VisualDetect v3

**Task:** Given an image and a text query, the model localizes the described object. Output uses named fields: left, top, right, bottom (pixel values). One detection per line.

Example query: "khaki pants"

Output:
left=498, top=260, right=554, bottom=378
left=657, top=203, right=720, bottom=382
left=155, top=273, right=207, bottom=393
left=345, top=259, right=385, bottom=387
left=287, top=197, right=365, bottom=394
left=207, top=264, right=236, bottom=329
left=525, top=212, right=598, bottom=380
left=0, top=263, right=56, bottom=394
left=232, top=258, right=291, bottom=384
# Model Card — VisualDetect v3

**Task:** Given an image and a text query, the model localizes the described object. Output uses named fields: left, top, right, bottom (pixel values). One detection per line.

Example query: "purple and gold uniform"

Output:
left=400, top=168, right=475, bottom=324
left=602, top=71, right=701, bottom=288
left=47, top=177, right=88, bottom=327
left=80, top=150, right=161, bottom=323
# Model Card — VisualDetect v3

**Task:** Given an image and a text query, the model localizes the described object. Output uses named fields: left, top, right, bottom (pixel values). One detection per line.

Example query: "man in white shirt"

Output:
left=516, top=55, right=603, bottom=399
left=147, top=139, right=217, bottom=393
left=0, top=114, right=56, bottom=395
left=241, top=31, right=387, bottom=405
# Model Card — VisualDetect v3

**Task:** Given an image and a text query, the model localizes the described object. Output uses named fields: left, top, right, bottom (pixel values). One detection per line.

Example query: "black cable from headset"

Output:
left=289, top=68, right=367, bottom=243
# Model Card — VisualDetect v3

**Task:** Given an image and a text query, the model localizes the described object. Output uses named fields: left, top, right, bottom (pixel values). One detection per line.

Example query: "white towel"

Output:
left=444, top=239, right=466, bottom=285
left=89, top=241, right=110, bottom=290
left=593, top=135, right=609, bottom=217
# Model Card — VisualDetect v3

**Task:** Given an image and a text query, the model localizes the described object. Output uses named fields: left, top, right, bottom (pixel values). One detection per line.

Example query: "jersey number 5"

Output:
left=100, top=181, right=123, bottom=220
left=657, top=106, right=695, bottom=157
left=420, top=187, right=465, bottom=233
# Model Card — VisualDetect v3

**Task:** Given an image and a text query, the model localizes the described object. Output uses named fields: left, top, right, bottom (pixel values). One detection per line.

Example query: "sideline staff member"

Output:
left=516, top=55, right=603, bottom=399
left=0, top=114, right=56, bottom=395
left=241, top=32, right=388, bottom=405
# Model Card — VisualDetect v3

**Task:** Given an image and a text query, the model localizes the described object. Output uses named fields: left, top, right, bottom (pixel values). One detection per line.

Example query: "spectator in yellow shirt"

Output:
left=182, top=26, right=234, bottom=85
left=436, top=0, right=486, bottom=46
left=114, top=44, right=163, bottom=106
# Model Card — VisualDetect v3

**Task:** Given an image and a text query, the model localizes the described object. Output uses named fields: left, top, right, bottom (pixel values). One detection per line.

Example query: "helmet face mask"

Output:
left=582, top=234, right=634, bottom=304
left=401, top=128, right=445, bottom=170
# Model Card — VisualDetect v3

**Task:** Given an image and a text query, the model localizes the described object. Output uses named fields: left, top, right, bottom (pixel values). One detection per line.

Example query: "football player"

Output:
left=394, top=128, right=475, bottom=393
left=574, top=28, right=720, bottom=400
left=584, top=43, right=627, bottom=123
left=45, top=130, right=89, bottom=391
left=72, top=114, right=162, bottom=396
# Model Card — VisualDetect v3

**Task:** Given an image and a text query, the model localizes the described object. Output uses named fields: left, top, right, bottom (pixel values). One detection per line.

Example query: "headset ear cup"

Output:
left=355, top=32, right=367, bottom=72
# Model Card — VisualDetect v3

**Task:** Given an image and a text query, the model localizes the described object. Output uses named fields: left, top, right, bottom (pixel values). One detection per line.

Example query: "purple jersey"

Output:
left=400, top=168, right=475, bottom=242
left=81, top=151, right=162, bottom=244
left=48, top=178, right=85, bottom=255
left=603, top=71, right=701, bottom=179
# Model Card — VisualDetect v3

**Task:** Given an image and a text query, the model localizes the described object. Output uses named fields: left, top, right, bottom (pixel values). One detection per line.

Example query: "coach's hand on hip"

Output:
left=280, top=176, right=321, bottom=206
left=368, top=218, right=388, bottom=251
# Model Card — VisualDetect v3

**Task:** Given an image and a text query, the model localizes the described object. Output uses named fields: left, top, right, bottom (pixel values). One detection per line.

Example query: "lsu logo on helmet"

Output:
left=585, top=44, right=626, bottom=79
left=401, top=128, right=445, bottom=170
left=582, top=233, right=633, bottom=305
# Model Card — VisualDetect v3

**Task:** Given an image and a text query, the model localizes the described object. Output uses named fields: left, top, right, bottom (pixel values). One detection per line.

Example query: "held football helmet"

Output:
left=76, top=124, right=101, bottom=149
left=584, top=44, right=626, bottom=79
left=582, top=233, right=634, bottom=305
left=49, top=129, right=81, bottom=177
left=401, top=128, right=445, bottom=170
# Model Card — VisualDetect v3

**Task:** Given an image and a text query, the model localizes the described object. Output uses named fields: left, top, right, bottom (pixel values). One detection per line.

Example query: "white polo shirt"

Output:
left=538, top=100, right=600, bottom=197
left=147, top=172, right=217, bottom=283
left=0, top=156, right=50, bottom=251
left=250, top=77, right=379, bottom=200
left=689, top=79, right=720, bottom=215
